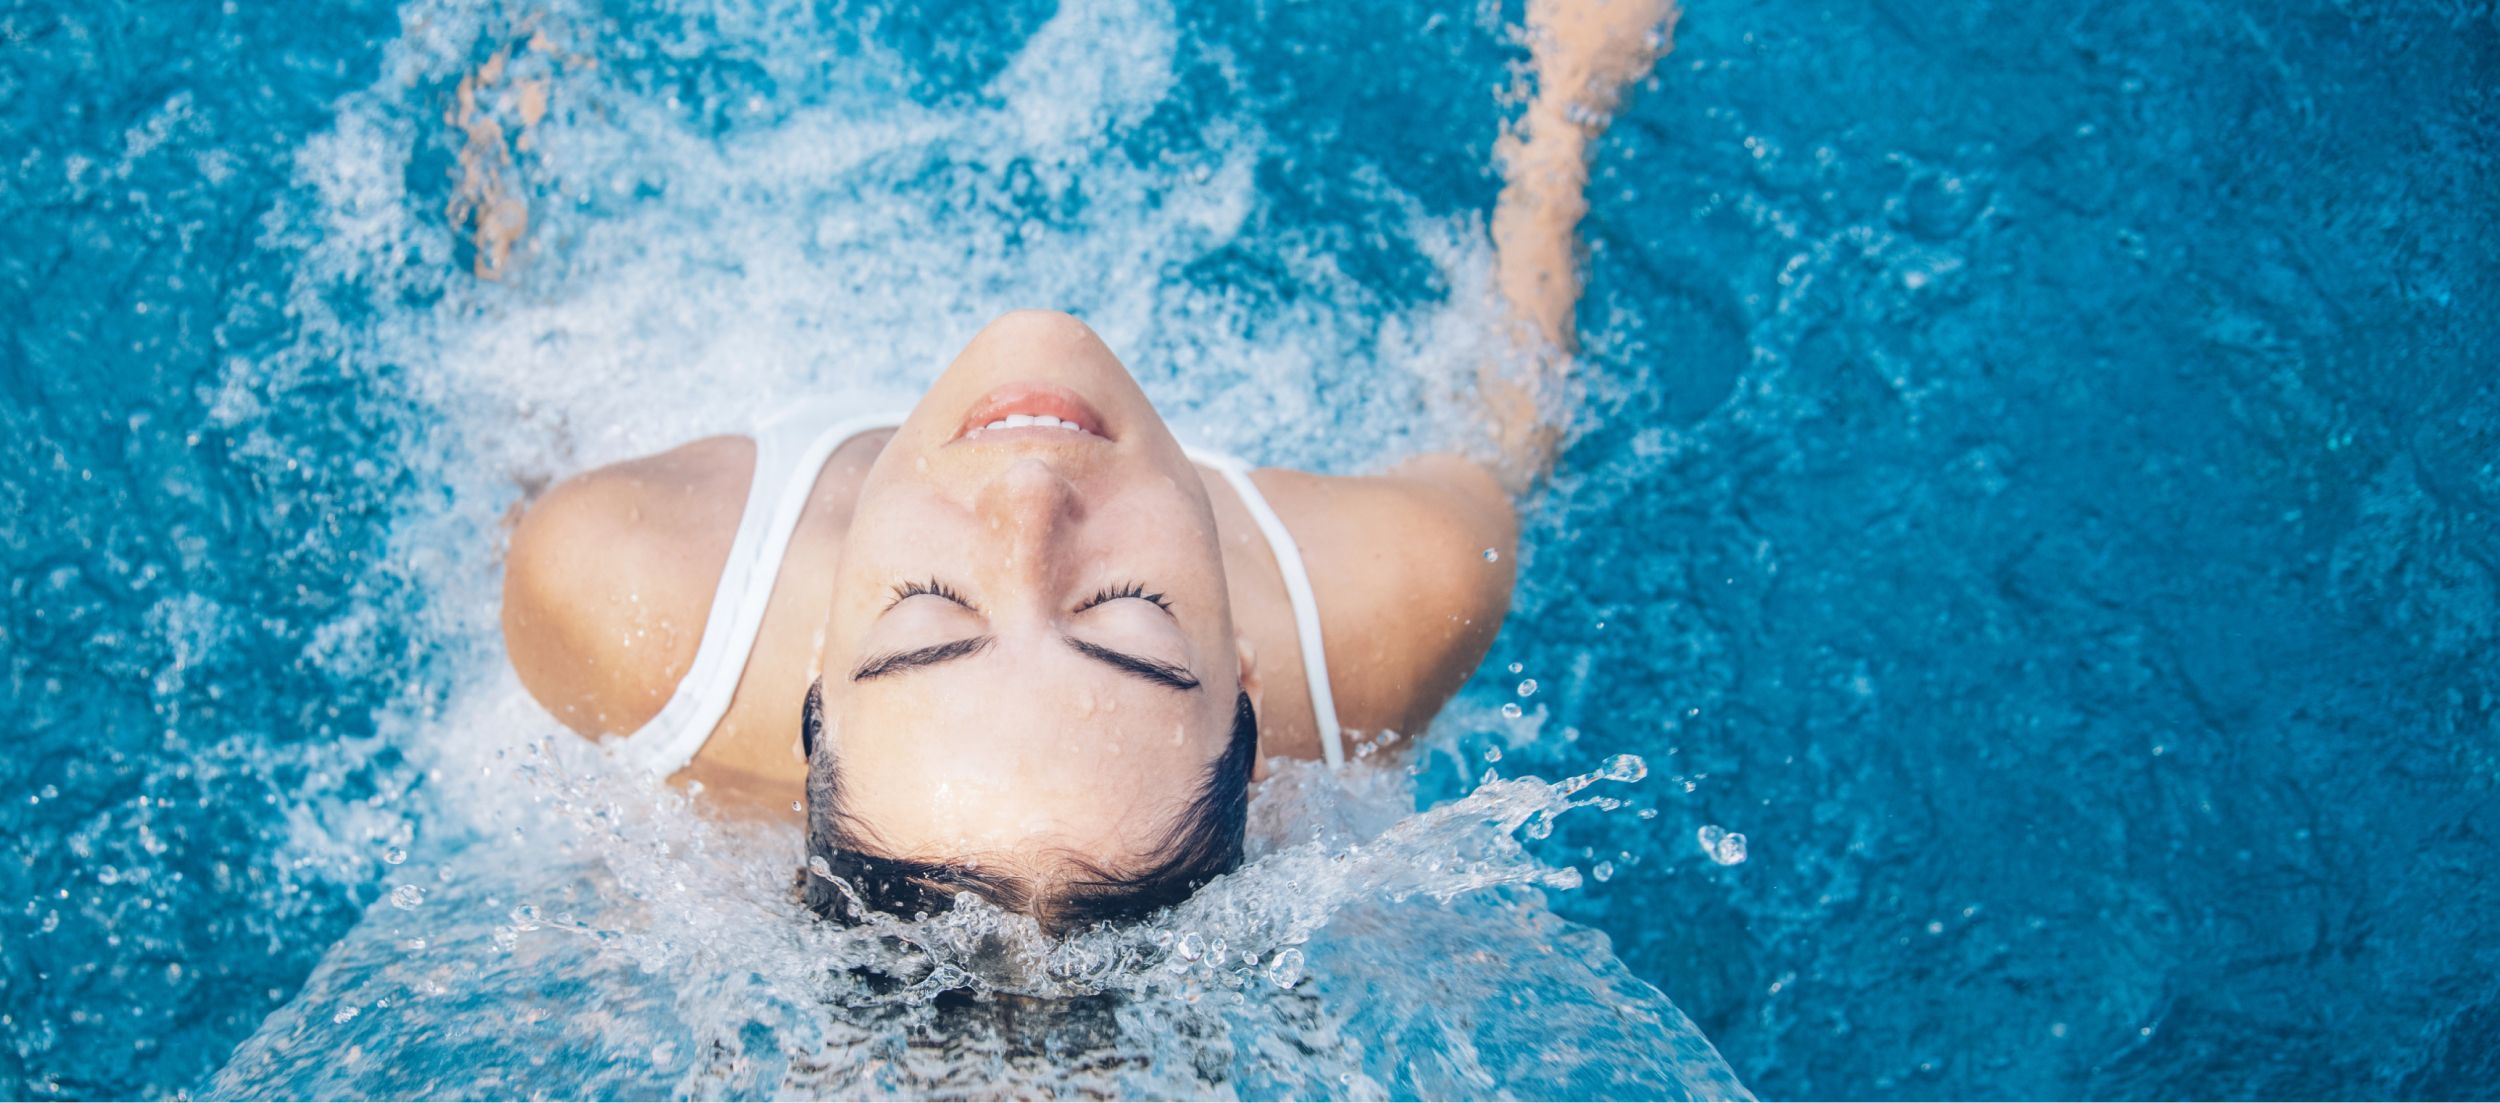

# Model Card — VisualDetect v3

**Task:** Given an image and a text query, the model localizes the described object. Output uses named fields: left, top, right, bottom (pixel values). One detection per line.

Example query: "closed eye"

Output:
left=888, top=577, right=976, bottom=612
left=1076, top=581, right=1172, bottom=615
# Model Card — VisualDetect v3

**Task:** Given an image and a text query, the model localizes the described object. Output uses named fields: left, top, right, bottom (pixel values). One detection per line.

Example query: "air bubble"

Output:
left=1516, top=679, right=1538, bottom=697
left=382, top=847, right=406, bottom=865
left=1264, top=947, right=1306, bottom=988
left=1592, top=861, right=1615, bottom=882
left=1500, top=703, right=1523, bottom=720
left=1483, top=746, right=1503, bottom=763
left=1507, top=662, right=1524, bottom=674
left=1601, top=754, right=1647, bottom=782
left=1175, top=931, right=1205, bottom=961
left=510, top=904, right=542, bottom=931
left=1697, top=825, right=1748, bottom=866
left=388, top=885, right=424, bottom=910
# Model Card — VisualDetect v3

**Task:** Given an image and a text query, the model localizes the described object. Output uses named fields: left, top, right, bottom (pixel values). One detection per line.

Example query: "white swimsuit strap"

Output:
left=616, top=407, right=907, bottom=775
left=1183, top=446, right=1347, bottom=768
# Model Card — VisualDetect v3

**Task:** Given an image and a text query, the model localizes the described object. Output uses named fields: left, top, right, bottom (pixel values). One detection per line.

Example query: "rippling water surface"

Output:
left=2, top=0, right=2492, bottom=1097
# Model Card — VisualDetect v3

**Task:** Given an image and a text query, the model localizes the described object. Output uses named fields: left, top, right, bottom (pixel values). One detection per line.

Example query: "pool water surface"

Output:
left=1, top=0, right=2492, bottom=1097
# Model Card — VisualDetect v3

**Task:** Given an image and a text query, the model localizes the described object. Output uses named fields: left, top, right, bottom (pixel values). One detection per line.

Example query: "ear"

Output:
left=1235, top=634, right=1263, bottom=712
left=799, top=677, right=826, bottom=759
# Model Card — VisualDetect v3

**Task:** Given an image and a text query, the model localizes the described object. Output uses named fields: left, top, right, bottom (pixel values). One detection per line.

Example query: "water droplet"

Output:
left=1592, top=861, right=1615, bottom=882
left=1264, top=948, right=1306, bottom=989
left=1500, top=703, right=1523, bottom=720
left=1507, top=662, right=1523, bottom=674
left=382, top=847, right=407, bottom=865
left=1926, top=920, right=1945, bottom=935
left=332, top=1005, right=360, bottom=1025
left=1698, top=824, right=1748, bottom=865
left=1516, top=678, right=1538, bottom=697
left=1481, top=548, right=1500, bottom=562
left=790, top=800, right=802, bottom=813
left=1482, top=746, right=1503, bottom=763
left=1602, top=754, right=1647, bottom=782
left=389, top=885, right=424, bottom=910
left=1175, top=931, right=1206, bottom=961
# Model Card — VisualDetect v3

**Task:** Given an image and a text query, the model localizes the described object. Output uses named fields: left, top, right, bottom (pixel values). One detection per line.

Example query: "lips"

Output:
left=952, top=382, right=1112, bottom=444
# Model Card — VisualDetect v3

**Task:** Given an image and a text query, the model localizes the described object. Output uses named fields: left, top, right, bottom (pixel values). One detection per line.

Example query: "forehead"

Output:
left=826, top=642, right=1224, bottom=861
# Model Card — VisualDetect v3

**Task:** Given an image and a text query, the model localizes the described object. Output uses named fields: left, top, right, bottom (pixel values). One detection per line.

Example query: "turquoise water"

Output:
left=3, top=0, right=2493, bottom=1097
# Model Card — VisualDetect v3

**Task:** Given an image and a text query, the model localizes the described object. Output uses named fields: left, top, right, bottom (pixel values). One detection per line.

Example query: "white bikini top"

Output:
left=615, top=402, right=1346, bottom=775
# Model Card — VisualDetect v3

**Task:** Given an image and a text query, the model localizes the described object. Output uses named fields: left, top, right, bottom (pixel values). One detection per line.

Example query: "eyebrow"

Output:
left=847, top=634, right=1200, bottom=691
left=851, top=635, right=994, bottom=681
left=1063, top=636, right=1201, bottom=691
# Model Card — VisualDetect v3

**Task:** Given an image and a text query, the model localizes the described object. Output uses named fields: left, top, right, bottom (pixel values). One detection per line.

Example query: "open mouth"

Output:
left=951, top=382, right=1112, bottom=444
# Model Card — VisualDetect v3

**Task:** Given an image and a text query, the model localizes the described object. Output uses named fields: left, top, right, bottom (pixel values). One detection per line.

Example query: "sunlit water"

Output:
left=5, top=0, right=2492, bottom=1097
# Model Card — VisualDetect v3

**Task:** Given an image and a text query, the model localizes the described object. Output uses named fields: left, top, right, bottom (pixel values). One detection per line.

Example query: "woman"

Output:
left=500, top=0, right=1679, bottom=932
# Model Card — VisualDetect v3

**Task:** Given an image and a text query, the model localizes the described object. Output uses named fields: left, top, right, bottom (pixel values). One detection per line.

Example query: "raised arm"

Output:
left=1481, top=0, right=1681, bottom=492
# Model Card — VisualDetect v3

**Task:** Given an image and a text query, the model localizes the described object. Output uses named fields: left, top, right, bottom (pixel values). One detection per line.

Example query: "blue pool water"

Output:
left=3, top=0, right=2493, bottom=1097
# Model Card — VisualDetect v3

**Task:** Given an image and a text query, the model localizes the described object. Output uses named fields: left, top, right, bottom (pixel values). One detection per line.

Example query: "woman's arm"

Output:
left=1481, top=0, right=1681, bottom=492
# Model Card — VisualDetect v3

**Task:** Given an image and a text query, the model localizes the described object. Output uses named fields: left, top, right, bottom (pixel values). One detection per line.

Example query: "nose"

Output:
left=977, top=458, right=1080, bottom=588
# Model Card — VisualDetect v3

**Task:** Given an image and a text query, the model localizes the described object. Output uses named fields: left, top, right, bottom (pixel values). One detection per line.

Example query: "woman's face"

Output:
left=812, top=310, right=1248, bottom=877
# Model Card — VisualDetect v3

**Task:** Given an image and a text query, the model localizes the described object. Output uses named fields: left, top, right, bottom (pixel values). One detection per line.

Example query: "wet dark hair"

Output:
left=795, top=680, right=1259, bottom=935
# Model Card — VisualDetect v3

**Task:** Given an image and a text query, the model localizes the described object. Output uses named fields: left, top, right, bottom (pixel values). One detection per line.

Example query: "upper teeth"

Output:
left=981, top=414, right=1083, bottom=432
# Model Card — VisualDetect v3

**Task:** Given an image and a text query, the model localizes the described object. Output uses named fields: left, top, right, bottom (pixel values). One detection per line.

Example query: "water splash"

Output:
left=213, top=734, right=1743, bottom=1099
left=183, top=0, right=1748, bottom=1096
left=1696, top=824, right=1747, bottom=867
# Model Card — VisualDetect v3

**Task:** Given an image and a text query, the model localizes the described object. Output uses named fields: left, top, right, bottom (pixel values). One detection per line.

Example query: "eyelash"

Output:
left=1079, top=581, right=1171, bottom=613
left=888, top=579, right=1170, bottom=613
left=890, top=578, right=973, bottom=609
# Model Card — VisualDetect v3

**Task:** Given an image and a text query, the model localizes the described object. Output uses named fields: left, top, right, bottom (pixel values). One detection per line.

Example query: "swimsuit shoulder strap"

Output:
left=1183, top=446, right=1347, bottom=768
left=616, top=405, right=907, bottom=775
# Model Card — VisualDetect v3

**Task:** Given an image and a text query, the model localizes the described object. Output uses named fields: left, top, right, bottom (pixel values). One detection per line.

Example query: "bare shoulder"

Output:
left=500, top=436, right=755, bottom=738
left=1254, top=454, right=1519, bottom=736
